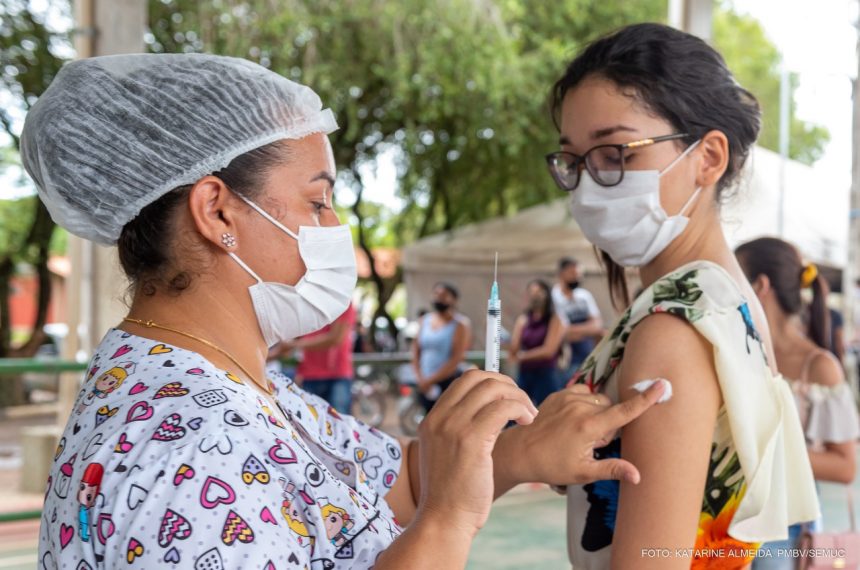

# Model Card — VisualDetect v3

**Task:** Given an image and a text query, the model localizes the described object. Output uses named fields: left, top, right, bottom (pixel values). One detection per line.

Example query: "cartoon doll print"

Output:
left=320, top=500, right=355, bottom=548
left=280, top=481, right=316, bottom=552
left=54, top=453, right=76, bottom=499
left=77, top=462, right=104, bottom=541
left=76, top=361, right=135, bottom=414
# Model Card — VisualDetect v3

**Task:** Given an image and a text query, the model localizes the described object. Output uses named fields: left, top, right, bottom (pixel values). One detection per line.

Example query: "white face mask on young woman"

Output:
left=569, top=140, right=702, bottom=267
left=228, top=195, right=357, bottom=347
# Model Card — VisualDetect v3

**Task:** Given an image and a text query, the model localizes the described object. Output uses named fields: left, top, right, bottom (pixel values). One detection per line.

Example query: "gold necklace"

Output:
left=123, top=317, right=274, bottom=395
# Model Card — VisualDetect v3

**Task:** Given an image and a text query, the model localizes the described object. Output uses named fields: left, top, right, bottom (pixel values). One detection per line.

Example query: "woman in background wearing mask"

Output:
left=27, top=54, right=668, bottom=569
left=411, top=282, right=471, bottom=412
left=547, top=24, right=819, bottom=568
left=736, top=237, right=859, bottom=569
left=509, top=280, right=564, bottom=406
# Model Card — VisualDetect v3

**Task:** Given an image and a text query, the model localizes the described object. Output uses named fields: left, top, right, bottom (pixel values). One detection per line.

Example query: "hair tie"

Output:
left=800, top=263, right=818, bottom=288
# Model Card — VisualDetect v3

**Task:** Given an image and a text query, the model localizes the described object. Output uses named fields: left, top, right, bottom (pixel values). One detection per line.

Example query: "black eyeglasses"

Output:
left=545, top=133, right=690, bottom=192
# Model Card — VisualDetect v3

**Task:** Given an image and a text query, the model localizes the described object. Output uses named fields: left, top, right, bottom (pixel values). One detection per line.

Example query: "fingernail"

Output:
left=630, top=379, right=673, bottom=403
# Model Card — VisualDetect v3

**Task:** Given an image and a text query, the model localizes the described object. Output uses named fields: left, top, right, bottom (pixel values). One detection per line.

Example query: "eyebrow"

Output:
left=558, top=124, right=639, bottom=145
left=310, top=171, right=336, bottom=188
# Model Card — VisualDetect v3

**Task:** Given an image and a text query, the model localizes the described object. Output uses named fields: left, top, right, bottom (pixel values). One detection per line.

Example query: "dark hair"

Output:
left=551, top=23, right=761, bottom=309
left=558, top=257, right=579, bottom=272
left=433, top=281, right=460, bottom=300
left=117, top=141, right=289, bottom=297
left=735, top=237, right=831, bottom=351
left=526, top=279, right=554, bottom=324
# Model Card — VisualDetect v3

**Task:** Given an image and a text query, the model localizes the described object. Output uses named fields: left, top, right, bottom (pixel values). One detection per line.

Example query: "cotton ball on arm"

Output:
left=630, top=378, right=673, bottom=403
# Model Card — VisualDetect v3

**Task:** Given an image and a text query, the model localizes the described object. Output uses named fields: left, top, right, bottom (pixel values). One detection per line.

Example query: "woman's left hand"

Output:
left=494, top=381, right=667, bottom=489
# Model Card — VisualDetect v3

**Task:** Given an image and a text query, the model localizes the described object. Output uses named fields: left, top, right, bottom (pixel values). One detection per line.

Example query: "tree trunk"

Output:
left=13, top=201, right=54, bottom=357
left=0, top=258, right=26, bottom=407
left=350, top=168, right=400, bottom=350
left=0, top=257, right=13, bottom=359
left=0, top=201, right=56, bottom=407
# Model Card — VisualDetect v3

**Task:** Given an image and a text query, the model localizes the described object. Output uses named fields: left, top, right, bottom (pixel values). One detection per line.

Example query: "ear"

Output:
left=752, top=274, right=770, bottom=298
left=695, top=130, right=730, bottom=189
left=187, top=176, right=241, bottom=251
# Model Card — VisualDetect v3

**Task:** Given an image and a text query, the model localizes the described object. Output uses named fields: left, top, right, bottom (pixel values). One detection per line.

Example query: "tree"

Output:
left=713, top=2, right=829, bottom=165
left=0, top=0, right=68, bottom=405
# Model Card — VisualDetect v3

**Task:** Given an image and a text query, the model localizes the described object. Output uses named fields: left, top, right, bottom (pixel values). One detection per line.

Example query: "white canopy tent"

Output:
left=402, top=145, right=849, bottom=346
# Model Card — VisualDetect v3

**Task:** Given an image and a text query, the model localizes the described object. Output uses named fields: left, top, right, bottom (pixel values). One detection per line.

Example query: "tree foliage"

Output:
left=712, top=2, right=829, bottom=165
left=0, top=0, right=68, bottom=365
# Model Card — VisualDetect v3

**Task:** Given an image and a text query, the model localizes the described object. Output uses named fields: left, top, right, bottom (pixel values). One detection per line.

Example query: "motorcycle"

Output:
left=350, top=364, right=389, bottom=428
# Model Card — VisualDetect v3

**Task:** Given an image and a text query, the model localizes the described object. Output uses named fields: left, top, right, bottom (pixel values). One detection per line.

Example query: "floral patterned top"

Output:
left=566, top=260, right=819, bottom=570
left=38, top=328, right=403, bottom=570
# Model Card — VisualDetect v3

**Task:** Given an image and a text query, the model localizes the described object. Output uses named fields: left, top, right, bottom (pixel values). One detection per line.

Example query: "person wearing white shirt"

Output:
left=552, top=257, right=604, bottom=384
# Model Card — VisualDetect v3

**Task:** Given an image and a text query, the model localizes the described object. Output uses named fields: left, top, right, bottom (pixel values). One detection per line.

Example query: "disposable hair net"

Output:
left=20, top=53, right=338, bottom=245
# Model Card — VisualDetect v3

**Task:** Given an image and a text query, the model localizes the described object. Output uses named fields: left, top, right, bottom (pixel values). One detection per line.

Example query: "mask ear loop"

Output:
left=235, top=193, right=300, bottom=240
left=659, top=139, right=702, bottom=176
left=658, top=139, right=703, bottom=217
left=677, top=186, right=703, bottom=217
left=228, top=252, right=264, bottom=284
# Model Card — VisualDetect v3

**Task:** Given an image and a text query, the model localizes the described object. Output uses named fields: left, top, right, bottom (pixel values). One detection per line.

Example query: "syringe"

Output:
left=485, top=252, right=501, bottom=373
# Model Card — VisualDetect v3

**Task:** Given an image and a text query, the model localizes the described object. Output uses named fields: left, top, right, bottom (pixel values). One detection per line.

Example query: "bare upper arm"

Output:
left=807, top=351, right=845, bottom=388
left=510, top=315, right=526, bottom=350
left=329, top=319, right=349, bottom=343
left=452, top=321, right=469, bottom=358
left=545, top=315, right=564, bottom=351
left=611, top=314, right=722, bottom=569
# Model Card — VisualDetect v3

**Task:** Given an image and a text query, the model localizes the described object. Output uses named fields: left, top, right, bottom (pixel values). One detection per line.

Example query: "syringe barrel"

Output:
left=485, top=299, right=501, bottom=373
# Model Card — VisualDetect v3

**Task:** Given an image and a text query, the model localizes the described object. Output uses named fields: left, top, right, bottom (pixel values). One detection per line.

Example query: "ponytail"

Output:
left=807, top=274, right=832, bottom=351
left=736, top=238, right=830, bottom=349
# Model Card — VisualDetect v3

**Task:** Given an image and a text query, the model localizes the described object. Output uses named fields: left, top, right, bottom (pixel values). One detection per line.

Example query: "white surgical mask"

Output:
left=229, top=195, right=357, bottom=346
left=569, top=140, right=702, bottom=267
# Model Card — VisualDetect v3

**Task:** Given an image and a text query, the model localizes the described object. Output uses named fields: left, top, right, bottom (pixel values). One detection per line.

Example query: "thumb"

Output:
left=584, top=458, right=642, bottom=485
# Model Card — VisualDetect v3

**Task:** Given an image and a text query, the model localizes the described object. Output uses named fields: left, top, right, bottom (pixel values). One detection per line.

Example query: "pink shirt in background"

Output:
left=298, top=303, right=356, bottom=381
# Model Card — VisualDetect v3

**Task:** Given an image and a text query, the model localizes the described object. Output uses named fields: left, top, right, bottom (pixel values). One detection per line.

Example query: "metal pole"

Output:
left=778, top=63, right=791, bottom=237
left=845, top=3, right=860, bottom=386
left=668, top=0, right=713, bottom=42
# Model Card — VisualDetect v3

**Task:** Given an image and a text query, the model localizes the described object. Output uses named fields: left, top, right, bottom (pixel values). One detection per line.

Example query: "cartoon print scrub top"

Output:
left=566, top=261, right=819, bottom=570
left=38, top=328, right=403, bottom=569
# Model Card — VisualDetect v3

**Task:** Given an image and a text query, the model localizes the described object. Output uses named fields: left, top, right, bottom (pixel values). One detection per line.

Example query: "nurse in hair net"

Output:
left=24, top=54, right=667, bottom=569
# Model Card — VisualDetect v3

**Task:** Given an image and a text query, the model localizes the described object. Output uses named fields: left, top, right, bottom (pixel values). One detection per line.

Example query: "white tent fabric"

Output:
left=722, top=146, right=847, bottom=266
left=402, top=200, right=613, bottom=347
left=402, top=145, right=848, bottom=346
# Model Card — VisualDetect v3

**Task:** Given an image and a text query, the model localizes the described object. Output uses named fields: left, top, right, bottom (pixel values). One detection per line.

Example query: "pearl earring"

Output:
left=221, top=233, right=236, bottom=248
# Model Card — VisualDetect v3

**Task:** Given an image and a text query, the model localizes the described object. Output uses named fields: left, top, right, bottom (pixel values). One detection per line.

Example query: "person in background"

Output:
left=830, top=307, right=845, bottom=362
left=412, top=282, right=471, bottom=411
left=552, top=257, right=604, bottom=380
left=736, top=237, right=859, bottom=569
left=353, top=320, right=373, bottom=354
left=817, top=277, right=846, bottom=362
left=509, top=279, right=565, bottom=406
left=273, top=303, right=357, bottom=413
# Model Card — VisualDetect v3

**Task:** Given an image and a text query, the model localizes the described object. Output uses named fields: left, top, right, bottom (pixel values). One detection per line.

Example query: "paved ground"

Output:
left=468, top=485, right=568, bottom=569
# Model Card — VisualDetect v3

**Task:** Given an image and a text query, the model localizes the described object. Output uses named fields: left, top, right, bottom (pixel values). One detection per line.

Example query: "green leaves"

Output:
left=713, top=2, right=830, bottom=165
